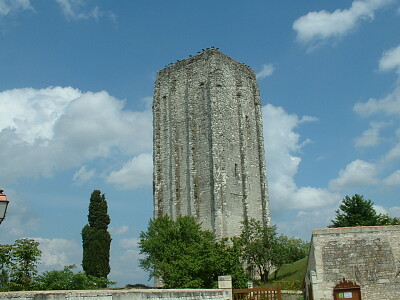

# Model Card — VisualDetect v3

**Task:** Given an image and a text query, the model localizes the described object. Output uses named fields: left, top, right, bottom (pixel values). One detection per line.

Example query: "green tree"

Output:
left=82, top=190, right=111, bottom=279
left=0, top=244, right=12, bottom=290
left=33, top=265, right=115, bottom=290
left=139, top=216, right=247, bottom=289
left=273, top=236, right=308, bottom=279
left=377, top=214, right=400, bottom=225
left=329, top=194, right=400, bottom=228
left=238, top=219, right=277, bottom=283
left=238, top=219, right=309, bottom=283
left=0, top=239, right=42, bottom=291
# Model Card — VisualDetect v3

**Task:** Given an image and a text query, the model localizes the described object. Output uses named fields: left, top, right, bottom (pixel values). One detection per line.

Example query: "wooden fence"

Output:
left=233, top=287, right=282, bottom=300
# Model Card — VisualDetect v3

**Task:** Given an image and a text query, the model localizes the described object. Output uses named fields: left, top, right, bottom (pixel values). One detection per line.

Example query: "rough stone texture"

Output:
left=0, top=289, right=232, bottom=300
left=153, top=49, right=270, bottom=239
left=304, top=226, right=400, bottom=300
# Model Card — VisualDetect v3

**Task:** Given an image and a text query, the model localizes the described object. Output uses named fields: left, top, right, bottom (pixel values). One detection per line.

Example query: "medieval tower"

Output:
left=153, top=48, right=270, bottom=239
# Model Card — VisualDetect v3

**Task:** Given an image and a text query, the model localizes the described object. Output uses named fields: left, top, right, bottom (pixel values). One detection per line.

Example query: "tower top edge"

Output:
left=157, top=48, right=255, bottom=77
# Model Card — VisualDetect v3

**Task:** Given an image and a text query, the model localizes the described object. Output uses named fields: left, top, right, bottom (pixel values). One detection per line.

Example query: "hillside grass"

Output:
left=256, top=257, right=307, bottom=290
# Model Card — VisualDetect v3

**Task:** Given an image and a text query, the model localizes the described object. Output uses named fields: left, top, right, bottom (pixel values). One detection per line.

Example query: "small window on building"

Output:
left=234, top=163, right=239, bottom=179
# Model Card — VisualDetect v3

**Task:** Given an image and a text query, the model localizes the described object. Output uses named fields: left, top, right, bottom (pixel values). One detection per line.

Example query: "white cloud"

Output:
left=354, top=45, right=400, bottom=117
left=276, top=207, right=337, bottom=240
left=109, top=237, right=146, bottom=285
left=106, top=153, right=153, bottom=190
left=379, top=44, right=400, bottom=74
left=293, top=0, right=392, bottom=48
left=111, top=225, right=129, bottom=235
left=256, top=64, right=274, bottom=80
left=263, top=104, right=340, bottom=211
left=354, top=86, right=400, bottom=116
left=34, top=238, right=81, bottom=268
left=388, top=206, right=400, bottom=217
left=0, top=87, right=80, bottom=144
left=72, top=166, right=95, bottom=184
left=373, top=204, right=388, bottom=215
left=0, top=0, right=33, bottom=16
left=382, top=143, right=400, bottom=163
left=383, top=169, right=400, bottom=185
left=299, top=115, right=319, bottom=124
left=55, top=0, right=115, bottom=21
left=355, top=121, right=391, bottom=147
left=0, top=87, right=152, bottom=185
left=329, top=159, right=379, bottom=190
left=120, top=238, right=139, bottom=249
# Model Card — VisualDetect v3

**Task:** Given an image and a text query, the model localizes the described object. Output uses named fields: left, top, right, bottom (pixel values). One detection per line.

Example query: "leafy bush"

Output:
left=33, top=265, right=115, bottom=290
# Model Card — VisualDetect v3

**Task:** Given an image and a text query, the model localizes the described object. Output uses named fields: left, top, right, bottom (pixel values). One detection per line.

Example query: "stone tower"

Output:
left=153, top=49, right=270, bottom=239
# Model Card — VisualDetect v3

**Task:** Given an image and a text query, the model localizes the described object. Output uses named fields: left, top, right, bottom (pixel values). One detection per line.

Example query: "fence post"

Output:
left=218, top=275, right=232, bottom=300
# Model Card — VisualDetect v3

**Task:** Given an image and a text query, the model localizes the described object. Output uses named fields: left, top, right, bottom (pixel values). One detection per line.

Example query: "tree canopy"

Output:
left=0, top=238, right=42, bottom=291
left=329, top=194, right=400, bottom=228
left=237, top=219, right=308, bottom=283
left=82, top=190, right=111, bottom=279
left=34, top=265, right=115, bottom=290
left=139, top=215, right=247, bottom=289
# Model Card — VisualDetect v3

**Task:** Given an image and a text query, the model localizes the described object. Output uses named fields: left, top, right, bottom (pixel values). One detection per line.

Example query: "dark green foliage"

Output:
left=273, top=236, right=309, bottom=279
left=329, top=194, right=378, bottom=227
left=0, top=238, right=42, bottom=291
left=33, top=265, right=115, bottom=290
left=139, top=216, right=247, bottom=289
left=0, top=244, right=11, bottom=290
left=238, top=219, right=277, bottom=283
left=238, top=219, right=308, bottom=283
left=82, top=190, right=111, bottom=279
left=377, top=214, right=400, bottom=225
left=329, top=194, right=400, bottom=228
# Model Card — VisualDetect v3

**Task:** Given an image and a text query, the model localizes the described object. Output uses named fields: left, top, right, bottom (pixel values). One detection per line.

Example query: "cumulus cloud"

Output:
left=388, top=206, right=400, bottom=217
left=379, top=44, right=400, bottom=74
left=72, top=166, right=95, bottom=184
left=383, top=169, right=400, bottom=185
left=354, top=45, right=400, bottom=117
left=382, top=143, right=400, bottom=163
left=0, top=191, right=40, bottom=240
left=111, top=225, right=129, bottom=235
left=373, top=204, right=388, bottom=215
left=120, top=238, right=139, bottom=249
left=354, top=87, right=400, bottom=117
left=0, top=86, right=152, bottom=185
left=276, top=207, right=337, bottom=240
left=34, top=238, right=81, bottom=268
left=329, top=159, right=379, bottom=190
left=109, top=237, right=146, bottom=285
left=263, top=104, right=340, bottom=211
left=256, top=64, right=274, bottom=80
left=355, top=121, right=391, bottom=147
left=55, top=0, right=115, bottom=21
left=293, top=0, right=392, bottom=48
left=0, top=0, right=33, bottom=16
left=106, top=153, right=153, bottom=190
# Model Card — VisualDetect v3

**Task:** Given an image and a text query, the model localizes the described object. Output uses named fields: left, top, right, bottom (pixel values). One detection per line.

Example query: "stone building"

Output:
left=305, top=226, right=400, bottom=300
left=152, top=49, right=270, bottom=239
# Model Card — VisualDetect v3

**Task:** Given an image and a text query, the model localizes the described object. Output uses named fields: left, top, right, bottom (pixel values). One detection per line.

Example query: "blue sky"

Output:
left=1, top=0, right=400, bottom=286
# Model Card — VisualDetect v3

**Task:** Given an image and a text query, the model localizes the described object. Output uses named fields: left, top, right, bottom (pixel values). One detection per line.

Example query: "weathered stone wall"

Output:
left=0, top=289, right=232, bottom=300
left=305, top=226, right=400, bottom=300
left=153, top=49, right=270, bottom=239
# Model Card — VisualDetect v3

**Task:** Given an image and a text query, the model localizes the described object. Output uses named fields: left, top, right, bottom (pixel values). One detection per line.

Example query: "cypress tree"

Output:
left=82, top=190, right=111, bottom=278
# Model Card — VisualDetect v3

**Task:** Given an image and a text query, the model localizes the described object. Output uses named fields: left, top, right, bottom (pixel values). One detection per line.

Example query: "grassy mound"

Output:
left=257, top=257, right=307, bottom=290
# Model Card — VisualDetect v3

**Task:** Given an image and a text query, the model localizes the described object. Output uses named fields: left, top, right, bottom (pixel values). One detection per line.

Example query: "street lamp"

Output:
left=0, top=189, right=9, bottom=225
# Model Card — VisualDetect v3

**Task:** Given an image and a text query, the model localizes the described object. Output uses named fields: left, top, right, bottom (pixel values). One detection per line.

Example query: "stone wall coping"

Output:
left=312, top=225, right=400, bottom=236
left=0, top=289, right=227, bottom=296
